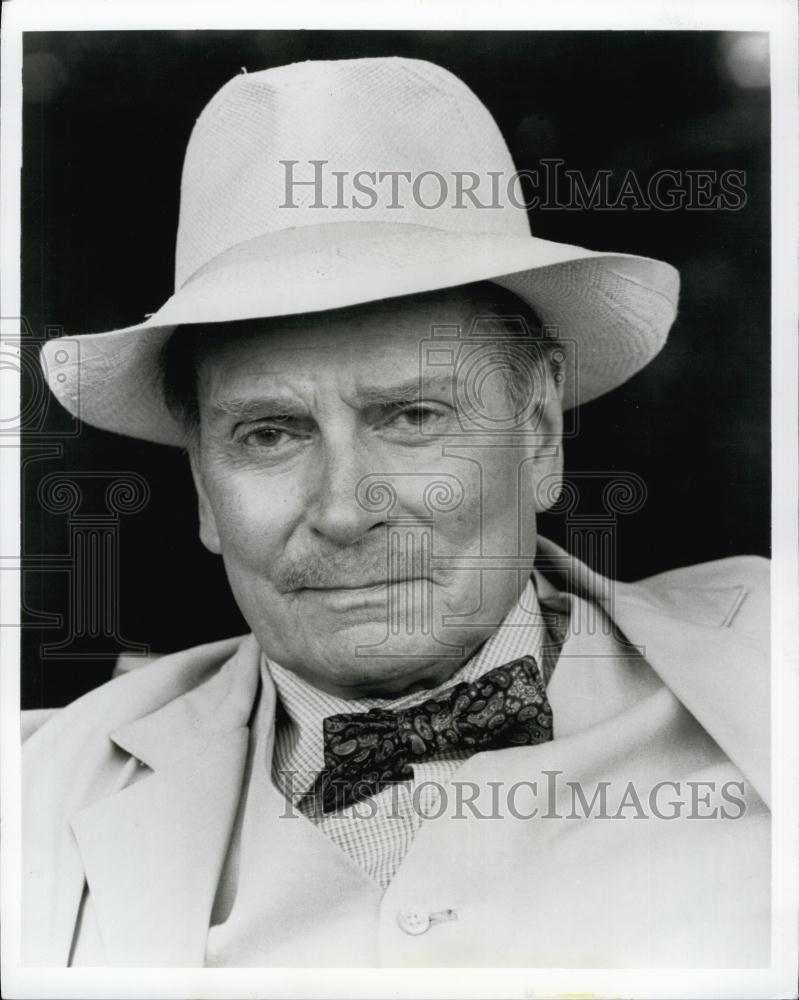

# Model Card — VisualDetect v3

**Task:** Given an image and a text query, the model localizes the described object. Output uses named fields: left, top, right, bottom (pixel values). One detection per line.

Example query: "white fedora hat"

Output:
left=41, top=56, right=679, bottom=446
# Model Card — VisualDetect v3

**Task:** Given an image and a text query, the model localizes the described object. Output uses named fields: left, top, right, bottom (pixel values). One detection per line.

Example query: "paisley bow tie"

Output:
left=317, top=655, right=553, bottom=813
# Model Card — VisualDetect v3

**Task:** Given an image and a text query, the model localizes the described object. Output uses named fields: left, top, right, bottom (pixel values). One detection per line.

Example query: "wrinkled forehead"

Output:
left=192, top=285, right=512, bottom=391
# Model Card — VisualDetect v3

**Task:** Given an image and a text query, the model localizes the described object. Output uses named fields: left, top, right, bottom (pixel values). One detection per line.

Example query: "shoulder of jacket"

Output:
left=21, top=633, right=249, bottom=746
left=21, top=708, right=60, bottom=742
left=636, top=553, right=769, bottom=593
left=633, top=554, right=769, bottom=638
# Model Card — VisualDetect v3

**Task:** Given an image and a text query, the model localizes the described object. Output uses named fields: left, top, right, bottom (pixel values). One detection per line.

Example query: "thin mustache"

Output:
left=274, top=551, right=435, bottom=593
left=299, top=579, right=416, bottom=592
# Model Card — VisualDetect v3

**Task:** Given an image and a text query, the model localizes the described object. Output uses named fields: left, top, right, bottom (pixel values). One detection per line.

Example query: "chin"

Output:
left=267, top=621, right=474, bottom=698
left=313, top=658, right=467, bottom=699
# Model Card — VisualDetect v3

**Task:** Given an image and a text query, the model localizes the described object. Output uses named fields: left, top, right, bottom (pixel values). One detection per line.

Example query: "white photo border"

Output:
left=2, top=1, right=796, bottom=998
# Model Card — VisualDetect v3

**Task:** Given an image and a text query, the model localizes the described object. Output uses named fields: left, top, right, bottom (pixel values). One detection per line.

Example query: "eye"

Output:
left=237, top=422, right=310, bottom=451
left=385, top=404, right=449, bottom=433
left=243, top=427, right=291, bottom=448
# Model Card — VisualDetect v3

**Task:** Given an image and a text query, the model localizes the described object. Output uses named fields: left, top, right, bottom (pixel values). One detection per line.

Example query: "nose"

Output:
left=305, top=439, right=387, bottom=546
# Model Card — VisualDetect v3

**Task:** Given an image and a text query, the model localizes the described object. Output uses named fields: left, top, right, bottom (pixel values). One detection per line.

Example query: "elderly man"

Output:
left=24, top=57, right=769, bottom=968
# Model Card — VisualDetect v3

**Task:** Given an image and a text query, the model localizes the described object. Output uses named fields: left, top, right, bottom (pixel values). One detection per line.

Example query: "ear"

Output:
left=527, top=377, right=565, bottom=514
left=188, top=447, right=222, bottom=555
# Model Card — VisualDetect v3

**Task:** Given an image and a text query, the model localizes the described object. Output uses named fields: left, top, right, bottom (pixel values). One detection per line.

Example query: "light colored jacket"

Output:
left=21, top=537, right=770, bottom=967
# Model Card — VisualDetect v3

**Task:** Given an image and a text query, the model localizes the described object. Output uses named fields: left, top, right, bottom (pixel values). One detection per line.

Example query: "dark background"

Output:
left=20, top=30, right=770, bottom=708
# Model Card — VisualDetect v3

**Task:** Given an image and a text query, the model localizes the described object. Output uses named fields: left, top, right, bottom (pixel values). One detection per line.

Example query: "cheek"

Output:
left=423, top=467, right=484, bottom=551
left=205, top=470, right=296, bottom=567
left=430, top=452, right=531, bottom=551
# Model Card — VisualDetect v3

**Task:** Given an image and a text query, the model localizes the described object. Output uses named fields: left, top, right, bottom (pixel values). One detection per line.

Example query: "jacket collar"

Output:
left=535, top=536, right=769, bottom=807
left=109, top=632, right=264, bottom=769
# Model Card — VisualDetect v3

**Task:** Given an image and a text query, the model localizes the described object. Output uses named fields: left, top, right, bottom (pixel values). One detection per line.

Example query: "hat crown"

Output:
left=175, top=56, right=530, bottom=289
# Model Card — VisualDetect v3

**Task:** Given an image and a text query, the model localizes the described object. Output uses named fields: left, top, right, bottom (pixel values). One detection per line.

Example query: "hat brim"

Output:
left=41, top=221, right=679, bottom=446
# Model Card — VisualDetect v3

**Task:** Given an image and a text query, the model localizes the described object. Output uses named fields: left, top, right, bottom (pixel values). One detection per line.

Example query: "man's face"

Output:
left=190, top=287, right=563, bottom=697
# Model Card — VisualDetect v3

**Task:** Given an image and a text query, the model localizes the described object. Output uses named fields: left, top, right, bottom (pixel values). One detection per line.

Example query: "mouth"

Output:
left=293, top=578, right=432, bottom=609
left=295, top=575, right=427, bottom=591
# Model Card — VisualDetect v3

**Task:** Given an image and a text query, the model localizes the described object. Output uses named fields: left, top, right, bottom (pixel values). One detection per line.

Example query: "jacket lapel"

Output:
left=68, top=634, right=264, bottom=966
left=535, top=537, right=770, bottom=806
left=22, top=634, right=248, bottom=966
left=70, top=731, right=249, bottom=965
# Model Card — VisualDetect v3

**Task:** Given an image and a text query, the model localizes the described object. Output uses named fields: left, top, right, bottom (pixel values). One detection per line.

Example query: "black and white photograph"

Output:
left=2, top=1, right=797, bottom=997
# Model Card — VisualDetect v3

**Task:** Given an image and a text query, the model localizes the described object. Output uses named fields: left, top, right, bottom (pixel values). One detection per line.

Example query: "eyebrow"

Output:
left=353, top=375, right=454, bottom=407
left=208, top=375, right=455, bottom=422
left=208, top=396, right=310, bottom=422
